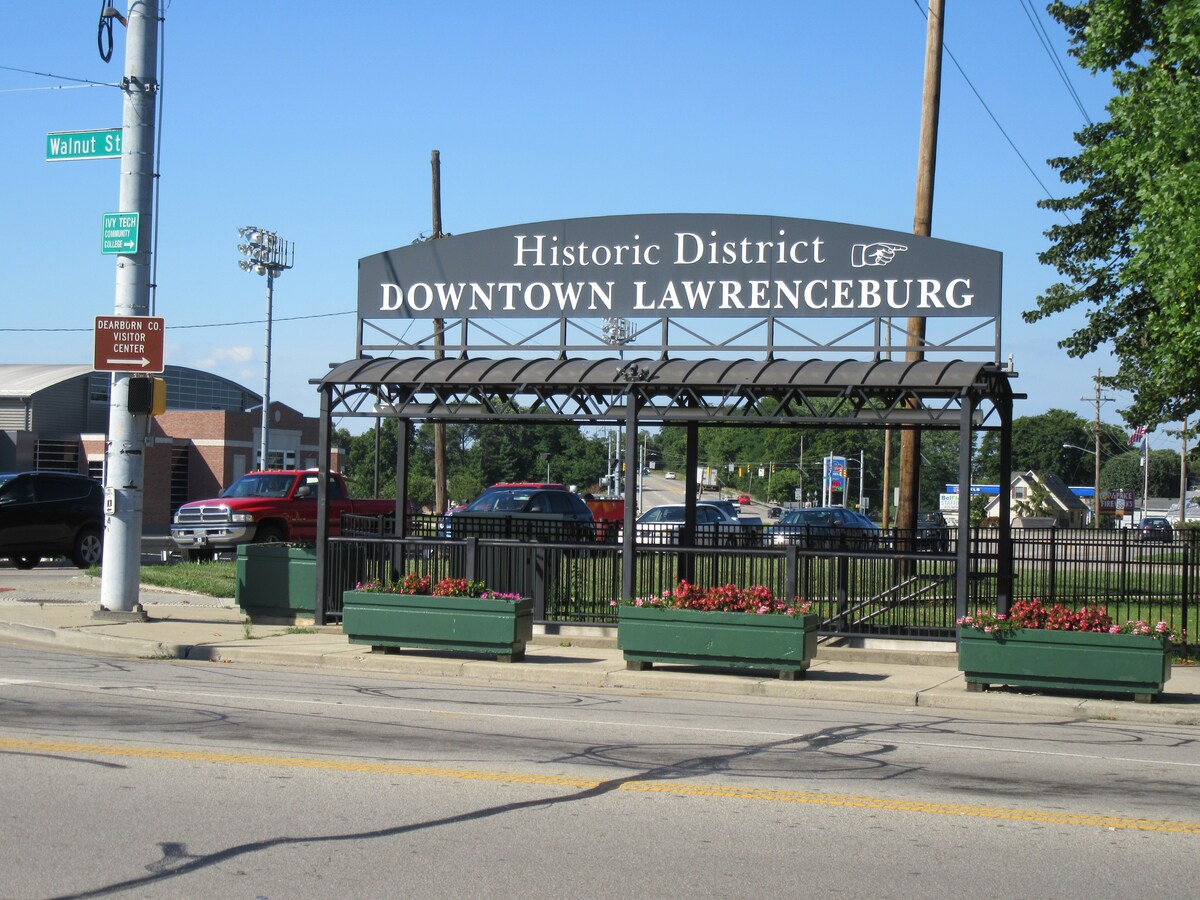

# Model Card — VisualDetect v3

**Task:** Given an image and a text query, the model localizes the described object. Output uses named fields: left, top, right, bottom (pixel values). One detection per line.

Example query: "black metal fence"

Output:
left=323, top=516, right=1197, bottom=641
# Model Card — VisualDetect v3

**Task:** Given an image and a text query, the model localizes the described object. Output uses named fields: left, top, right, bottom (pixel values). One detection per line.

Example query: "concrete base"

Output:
left=92, top=603, right=149, bottom=623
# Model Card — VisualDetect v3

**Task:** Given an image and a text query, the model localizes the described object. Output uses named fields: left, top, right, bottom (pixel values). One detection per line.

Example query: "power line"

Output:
left=0, top=310, right=354, bottom=333
left=0, top=62, right=120, bottom=88
left=1017, top=0, right=1092, bottom=125
left=907, top=0, right=1071, bottom=217
left=0, top=83, right=112, bottom=94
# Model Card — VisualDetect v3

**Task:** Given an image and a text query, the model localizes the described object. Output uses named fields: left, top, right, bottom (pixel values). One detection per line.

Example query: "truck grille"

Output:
left=174, top=505, right=232, bottom=526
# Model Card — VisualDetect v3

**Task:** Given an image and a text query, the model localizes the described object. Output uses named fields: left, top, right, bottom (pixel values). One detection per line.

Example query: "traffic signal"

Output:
left=127, top=376, right=167, bottom=415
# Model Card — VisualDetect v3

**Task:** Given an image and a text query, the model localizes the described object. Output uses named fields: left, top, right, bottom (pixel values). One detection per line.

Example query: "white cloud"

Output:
left=193, top=346, right=254, bottom=369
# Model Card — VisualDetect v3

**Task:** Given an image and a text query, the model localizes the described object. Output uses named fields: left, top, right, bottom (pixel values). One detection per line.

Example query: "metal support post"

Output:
left=261, top=270, right=274, bottom=466
left=238, top=228, right=293, bottom=468
left=100, top=1, right=159, bottom=613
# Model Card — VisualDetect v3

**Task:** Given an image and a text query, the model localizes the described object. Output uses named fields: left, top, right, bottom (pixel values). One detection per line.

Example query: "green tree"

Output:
left=1026, top=1, right=1200, bottom=426
left=1102, top=448, right=1181, bottom=498
left=969, top=493, right=990, bottom=525
left=915, top=430, right=963, bottom=512
left=339, top=417, right=609, bottom=509
left=974, top=409, right=1126, bottom=485
left=1013, top=478, right=1060, bottom=519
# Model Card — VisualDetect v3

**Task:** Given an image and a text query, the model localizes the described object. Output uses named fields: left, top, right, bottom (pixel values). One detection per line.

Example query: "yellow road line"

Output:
left=4, top=737, right=1198, bottom=834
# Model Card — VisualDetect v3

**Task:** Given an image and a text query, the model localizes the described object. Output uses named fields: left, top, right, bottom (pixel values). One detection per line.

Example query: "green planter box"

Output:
left=236, top=544, right=317, bottom=624
left=958, top=628, right=1173, bottom=703
left=342, top=591, right=534, bottom=662
left=617, top=606, right=820, bottom=679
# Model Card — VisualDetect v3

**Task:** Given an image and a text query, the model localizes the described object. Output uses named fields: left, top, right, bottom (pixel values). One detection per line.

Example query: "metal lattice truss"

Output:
left=318, top=356, right=1016, bottom=430
left=358, top=314, right=1002, bottom=362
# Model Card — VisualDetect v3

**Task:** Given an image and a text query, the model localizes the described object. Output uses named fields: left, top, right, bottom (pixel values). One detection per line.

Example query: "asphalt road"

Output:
left=2, top=644, right=1199, bottom=898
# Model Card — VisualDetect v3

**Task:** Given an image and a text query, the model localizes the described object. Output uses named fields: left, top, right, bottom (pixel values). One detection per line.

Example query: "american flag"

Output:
left=1128, top=425, right=1147, bottom=446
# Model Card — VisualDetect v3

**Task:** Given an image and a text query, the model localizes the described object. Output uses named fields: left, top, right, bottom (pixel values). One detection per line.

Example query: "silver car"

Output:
left=635, top=502, right=759, bottom=546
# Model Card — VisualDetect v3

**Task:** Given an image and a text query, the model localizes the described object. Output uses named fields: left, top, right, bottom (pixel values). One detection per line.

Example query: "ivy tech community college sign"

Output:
left=358, top=214, right=1001, bottom=320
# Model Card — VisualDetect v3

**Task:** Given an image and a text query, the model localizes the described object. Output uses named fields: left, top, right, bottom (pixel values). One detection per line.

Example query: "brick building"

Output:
left=0, top=364, right=338, bottom=533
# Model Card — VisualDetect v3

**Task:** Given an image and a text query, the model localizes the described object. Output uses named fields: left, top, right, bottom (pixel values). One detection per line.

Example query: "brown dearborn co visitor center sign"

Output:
left=358, top=213, right=1002, bottom=322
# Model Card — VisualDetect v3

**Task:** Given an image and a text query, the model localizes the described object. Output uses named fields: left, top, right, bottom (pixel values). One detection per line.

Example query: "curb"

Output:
left=0, top=621, right=192, bottom=660
left=3, top=616, right=1200, bottom=726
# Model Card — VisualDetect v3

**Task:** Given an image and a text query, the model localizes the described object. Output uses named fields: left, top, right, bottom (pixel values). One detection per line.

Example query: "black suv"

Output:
left=0, top=472, right=104, bottom=569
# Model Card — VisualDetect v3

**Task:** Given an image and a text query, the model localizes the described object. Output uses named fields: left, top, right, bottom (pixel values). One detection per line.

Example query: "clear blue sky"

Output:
left=1, top=2, right=1153, bottom=447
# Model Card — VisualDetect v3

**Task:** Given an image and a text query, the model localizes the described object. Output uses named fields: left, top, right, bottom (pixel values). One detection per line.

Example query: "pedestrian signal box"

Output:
left=127, top=376, right=167, bottom=415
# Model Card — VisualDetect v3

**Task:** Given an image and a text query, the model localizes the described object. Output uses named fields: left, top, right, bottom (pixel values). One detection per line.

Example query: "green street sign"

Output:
left=102, top=212, right=140, bottom=255
left=46, top=128, right=122, bottom=161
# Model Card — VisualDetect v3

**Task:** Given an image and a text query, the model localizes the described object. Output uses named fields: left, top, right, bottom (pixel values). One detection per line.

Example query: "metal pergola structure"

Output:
left=311, top=352, right=1017, bottom=624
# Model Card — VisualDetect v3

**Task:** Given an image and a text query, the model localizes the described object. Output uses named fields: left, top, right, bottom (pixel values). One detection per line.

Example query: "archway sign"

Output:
left=313, top=214, right=1015, bottom=625
left=355, top=213, right=1002, bottom=359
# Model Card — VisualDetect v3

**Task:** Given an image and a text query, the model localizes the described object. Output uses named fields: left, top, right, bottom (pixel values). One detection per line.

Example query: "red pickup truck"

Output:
left=170, top=470, right=395, bottom=560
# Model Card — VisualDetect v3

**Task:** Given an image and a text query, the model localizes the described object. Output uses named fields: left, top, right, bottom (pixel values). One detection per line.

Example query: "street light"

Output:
left=238, top=227, right=294, bottom=470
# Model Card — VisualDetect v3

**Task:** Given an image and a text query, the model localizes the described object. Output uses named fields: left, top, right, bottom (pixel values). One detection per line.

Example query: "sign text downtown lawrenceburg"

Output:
left=357, top=214, right=1002, bottom=321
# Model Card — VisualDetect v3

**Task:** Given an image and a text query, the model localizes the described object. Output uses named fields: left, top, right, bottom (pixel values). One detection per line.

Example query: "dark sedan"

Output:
left=444, top=487, right=595, bottom=542
left=767, top=506, right=879, bottom=548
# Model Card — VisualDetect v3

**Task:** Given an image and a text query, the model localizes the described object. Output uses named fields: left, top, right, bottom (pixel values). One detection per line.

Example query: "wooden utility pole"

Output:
left=1179, top=418, right=1190, bottom=523
left=1093, top=371, right=1102, bottom=529
left=882, top=319, right=892, bottom=530
left=1084, top=369, right=1112, bottom=528
left=899, top=0, right=945, bottom=536
left=431, top=151, right=448, bottom=515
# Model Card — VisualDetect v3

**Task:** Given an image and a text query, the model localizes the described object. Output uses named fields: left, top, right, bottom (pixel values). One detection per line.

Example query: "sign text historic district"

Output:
left=358, top=214, right=1002, bottom=320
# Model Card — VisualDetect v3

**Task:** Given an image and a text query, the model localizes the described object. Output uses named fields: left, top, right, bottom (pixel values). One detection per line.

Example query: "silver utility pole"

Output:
left=602, top=317, right=634, bottom=497
left=100, top=1, right=159, bottom=613
left=237, top=228, right=294, bottom=469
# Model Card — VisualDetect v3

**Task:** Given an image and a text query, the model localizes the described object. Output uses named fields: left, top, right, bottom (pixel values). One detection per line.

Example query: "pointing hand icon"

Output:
left=851, top=242, right=908, bottom=267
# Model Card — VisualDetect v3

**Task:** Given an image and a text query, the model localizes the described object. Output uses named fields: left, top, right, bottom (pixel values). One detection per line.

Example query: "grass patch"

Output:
left=85, top=561, right=238, bottom=598
left=142, top=561, right=237, bottom=597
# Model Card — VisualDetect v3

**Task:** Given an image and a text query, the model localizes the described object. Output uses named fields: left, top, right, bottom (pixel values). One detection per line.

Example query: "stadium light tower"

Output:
left=237, top=227, right=294, bottom=469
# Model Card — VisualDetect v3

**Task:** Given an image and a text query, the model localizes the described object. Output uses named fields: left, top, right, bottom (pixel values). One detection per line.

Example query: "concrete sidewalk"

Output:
left=2, top=574, right=1199, bottom=726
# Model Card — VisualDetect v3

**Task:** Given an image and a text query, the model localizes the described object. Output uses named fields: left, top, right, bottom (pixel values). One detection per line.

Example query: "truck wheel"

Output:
left=12, top=555, right=40, bottom=570
left=187, top=550, right=215, bottom=562
left=70, top=528, right=103, bottom=569
left=255, top=525, right=286, bottom=544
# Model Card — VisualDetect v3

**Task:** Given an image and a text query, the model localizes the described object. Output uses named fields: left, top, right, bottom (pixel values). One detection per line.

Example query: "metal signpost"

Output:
left=98, top=2, right=159, bottom=614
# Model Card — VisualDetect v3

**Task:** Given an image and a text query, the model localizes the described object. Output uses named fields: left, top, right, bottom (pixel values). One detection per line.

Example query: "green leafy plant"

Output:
left=615, top=580, right=810, bottom=616
left=958, top=598, right=1182, bottom=644
left=354, top=574, right=521, bottom=601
